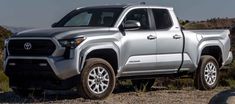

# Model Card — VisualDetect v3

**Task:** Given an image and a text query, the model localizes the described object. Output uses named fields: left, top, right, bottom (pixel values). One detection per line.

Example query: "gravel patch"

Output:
left=0, top=87, right=229, bottom=104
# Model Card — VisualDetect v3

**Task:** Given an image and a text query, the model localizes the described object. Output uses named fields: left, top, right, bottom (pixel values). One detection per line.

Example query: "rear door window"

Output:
left=152, top=9, right=173, bottom=30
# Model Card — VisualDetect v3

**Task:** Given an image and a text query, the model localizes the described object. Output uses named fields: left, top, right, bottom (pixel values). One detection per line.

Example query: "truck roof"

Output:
left=77, top=4, right=173, bottom=10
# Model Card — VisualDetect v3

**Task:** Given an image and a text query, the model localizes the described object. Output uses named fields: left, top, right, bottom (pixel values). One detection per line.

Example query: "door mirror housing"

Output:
left=123, top=20, right=141, bottom=30
left=51, top=22, right=58, bottom=28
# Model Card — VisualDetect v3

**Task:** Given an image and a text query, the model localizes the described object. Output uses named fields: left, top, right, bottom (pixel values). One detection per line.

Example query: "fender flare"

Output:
left=79, top=42, right=120, bottom=72
left=197, top=40, right=224, bottom=65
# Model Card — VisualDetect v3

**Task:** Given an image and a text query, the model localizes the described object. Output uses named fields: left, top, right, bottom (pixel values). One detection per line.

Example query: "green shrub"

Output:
left=0, top=26, right=11, bottom=92
left=0, top=26, right=11, bottom=50
left=218, top=60, right=235, bottom=88
left=226, top=79, right=235, bottom=89
left=0, top=71, right=10, bottom=92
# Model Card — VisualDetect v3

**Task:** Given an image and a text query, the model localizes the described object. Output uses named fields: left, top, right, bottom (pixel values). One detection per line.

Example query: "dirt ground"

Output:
left=0, top=86, right=232, bottom=104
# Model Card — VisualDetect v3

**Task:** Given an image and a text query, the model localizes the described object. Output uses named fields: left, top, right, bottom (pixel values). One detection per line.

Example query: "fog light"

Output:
left=39, top=63, right=47, bottom=67
left=9, top=63, right=16, bottom=66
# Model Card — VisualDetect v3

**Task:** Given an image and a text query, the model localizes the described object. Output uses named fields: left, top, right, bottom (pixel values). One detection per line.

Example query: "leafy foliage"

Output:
left=0, top=26, right=11, bottom=50
left=0, top=71, right=9, bottom=92
left=0, top=26, right=11, bottom=92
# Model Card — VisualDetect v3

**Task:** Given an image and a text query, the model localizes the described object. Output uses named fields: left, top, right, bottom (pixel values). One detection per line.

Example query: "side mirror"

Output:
left=51, top=22, right=58, bottom=28
left=124, top=20, right=141, bottom=30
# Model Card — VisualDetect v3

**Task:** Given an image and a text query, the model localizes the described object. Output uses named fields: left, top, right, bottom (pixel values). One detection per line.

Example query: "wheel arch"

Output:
left=80, top=43, right=120, bottom=75
left=198, top=41, right=224, bottom=68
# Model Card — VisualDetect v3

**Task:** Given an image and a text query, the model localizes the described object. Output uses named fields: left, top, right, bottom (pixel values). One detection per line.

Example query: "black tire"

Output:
left=131, top=79, right=155, bottom=91
left=12, top=88, right=43, bottom=97
left=194, top=55, right=219, bottom=90
left=79, top=58, right=116, bottom=99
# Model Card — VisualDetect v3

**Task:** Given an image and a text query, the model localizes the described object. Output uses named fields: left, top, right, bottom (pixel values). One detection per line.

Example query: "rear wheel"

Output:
left=131, top=79, right=155, bottom=91
left=194, top=55, right=219, bottom=90
left=78, top=58, right=116, bottom=99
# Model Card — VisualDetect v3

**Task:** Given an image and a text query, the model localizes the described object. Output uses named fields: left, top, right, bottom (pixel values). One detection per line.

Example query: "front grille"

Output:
left=8, top=39, right=56, bottom=56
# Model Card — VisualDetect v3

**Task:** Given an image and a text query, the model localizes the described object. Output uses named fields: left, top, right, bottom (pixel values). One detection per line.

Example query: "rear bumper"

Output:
left=224, top=51, right=233, bottom=65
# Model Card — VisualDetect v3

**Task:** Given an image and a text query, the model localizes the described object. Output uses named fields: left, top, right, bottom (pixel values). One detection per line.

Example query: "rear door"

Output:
left=151, top=9, right=184, bottom=70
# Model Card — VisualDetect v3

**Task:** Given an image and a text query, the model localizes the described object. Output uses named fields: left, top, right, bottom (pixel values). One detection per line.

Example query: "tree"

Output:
left=0, top=26, right=11, bottom=50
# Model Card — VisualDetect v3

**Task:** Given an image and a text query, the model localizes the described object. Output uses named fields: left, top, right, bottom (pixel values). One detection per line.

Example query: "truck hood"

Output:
left=13, top=27, right=116, bottom=39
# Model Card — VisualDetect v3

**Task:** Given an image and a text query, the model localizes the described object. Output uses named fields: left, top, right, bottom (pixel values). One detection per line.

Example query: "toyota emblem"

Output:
left=24, top=42, right=32, bottom=50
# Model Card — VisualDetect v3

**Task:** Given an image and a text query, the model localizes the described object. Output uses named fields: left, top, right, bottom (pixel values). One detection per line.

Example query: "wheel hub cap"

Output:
left=204, top=62, right=217, bottom=86
left=88, top=66, right=109, bottom=94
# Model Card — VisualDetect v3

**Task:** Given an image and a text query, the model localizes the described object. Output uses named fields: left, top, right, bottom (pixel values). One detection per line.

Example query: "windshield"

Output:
left=55, top=8, right=124, bottom=27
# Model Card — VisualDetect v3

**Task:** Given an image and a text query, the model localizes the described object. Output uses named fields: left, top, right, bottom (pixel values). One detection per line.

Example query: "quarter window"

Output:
left=152, top=9, right=173, bottom=30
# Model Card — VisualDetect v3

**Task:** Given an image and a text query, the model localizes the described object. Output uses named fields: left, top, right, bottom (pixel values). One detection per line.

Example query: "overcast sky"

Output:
left=0, top=0, right=235, bottom=27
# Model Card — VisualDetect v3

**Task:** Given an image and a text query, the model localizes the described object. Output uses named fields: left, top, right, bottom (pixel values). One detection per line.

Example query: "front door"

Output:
left=121, top=9, right=157, bottom=74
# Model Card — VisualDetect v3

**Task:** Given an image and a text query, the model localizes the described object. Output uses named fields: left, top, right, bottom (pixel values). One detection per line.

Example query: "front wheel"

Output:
left=194, top=55, right=219, bottom=90
left=79, top=58, right=116, bottom=99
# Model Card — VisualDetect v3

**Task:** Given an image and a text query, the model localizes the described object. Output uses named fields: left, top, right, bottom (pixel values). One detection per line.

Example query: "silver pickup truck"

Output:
left=3, top=5, right=233, bottom=99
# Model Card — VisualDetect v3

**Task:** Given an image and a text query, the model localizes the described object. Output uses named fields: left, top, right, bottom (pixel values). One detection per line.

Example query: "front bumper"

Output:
left=4, top=38, right=82, bottom=80
left=224, top=51, right=233, bottom=65
left=4, top=56, right=80, bottom=80
left=4, top=37, right=83, bottom=89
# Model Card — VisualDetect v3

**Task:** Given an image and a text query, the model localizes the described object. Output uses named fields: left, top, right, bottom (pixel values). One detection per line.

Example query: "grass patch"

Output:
left=169, top=78, right=194, bottom=90
left=155, top=77, right=194, bottom=90
left=114, top=80, right=134, bottom=93
left=133, top=83, right=148, bottom=92
left=0, top=70, right=10, bottom=92
left=219, top=60, right=235, bottom=88
left=226, top=79, right=235, bottom=89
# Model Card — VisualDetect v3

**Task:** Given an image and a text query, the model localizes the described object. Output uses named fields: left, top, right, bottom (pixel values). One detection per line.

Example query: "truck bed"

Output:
left=183, top=29, right=230, bottom=38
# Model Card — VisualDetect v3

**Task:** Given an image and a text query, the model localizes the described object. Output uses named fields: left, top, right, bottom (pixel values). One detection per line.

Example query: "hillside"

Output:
left=0, top=26, right=11, bottom=61
left=181, top=18, right=235, bottom=30
left=0, top=26, right=11, bottom=64
left=0, top=26, right=11, bottom=92
left=0, top=26, right=11, bottom=37
left=0, top=26, right=11, bottom=50
left=2, top=26, right=32, bottom=34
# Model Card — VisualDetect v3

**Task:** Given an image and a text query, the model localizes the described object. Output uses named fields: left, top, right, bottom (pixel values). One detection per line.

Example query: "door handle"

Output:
left=147, top=35, right=157, bottom=40
left=173, top=35, right=182, bottom=39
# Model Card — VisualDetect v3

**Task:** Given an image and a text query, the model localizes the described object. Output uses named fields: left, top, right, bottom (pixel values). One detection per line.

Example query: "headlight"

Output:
left=59, top=37, right=85, bottom=48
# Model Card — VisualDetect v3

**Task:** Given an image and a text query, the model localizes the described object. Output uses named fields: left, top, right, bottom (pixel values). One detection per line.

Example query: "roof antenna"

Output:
left=140, top=2, right=146, bottom=5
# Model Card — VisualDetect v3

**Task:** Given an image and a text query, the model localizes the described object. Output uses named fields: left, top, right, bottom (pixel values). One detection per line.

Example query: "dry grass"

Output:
left=0, top=71, right=10, bottom=92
